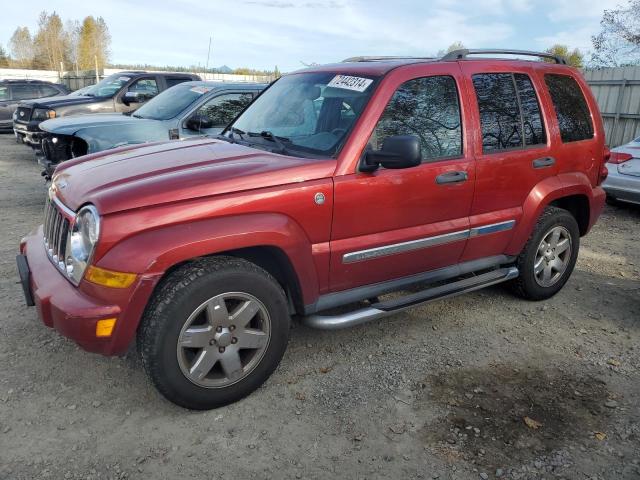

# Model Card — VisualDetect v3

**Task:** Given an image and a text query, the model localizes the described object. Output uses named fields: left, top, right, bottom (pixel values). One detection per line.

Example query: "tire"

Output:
left=510, top=206, right=580, bottom=301
left=137, top=256, right=290, bottom=410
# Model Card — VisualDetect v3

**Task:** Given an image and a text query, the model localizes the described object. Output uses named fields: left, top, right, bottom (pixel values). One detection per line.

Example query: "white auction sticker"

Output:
left=327, top=75, right=373, bottom=92
left=118, top=76, right=131, bottom=82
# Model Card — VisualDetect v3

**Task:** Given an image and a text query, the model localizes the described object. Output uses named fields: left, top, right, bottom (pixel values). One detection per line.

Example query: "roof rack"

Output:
left=342, top=56, right=435, bottom=63
left=441, top=49, right=567, bottom=65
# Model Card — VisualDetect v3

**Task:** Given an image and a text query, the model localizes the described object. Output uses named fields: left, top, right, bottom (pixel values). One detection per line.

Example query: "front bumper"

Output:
left=13, top=121, right=44, bottom=147
left=602, top=162, right=640, bottom=205
left=19, top=226, right=161, bottom=355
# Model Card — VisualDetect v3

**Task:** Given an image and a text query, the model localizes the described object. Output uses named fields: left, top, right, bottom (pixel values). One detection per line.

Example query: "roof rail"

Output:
left=342, top=56, right=435, bottom=63
left=441, top=49, right=567, bottom=65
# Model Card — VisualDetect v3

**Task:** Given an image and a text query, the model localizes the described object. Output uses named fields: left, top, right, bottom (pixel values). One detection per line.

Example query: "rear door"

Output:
left=458, top=63, right=556, bottom=262
left=329, top=64, right=475, bottom=292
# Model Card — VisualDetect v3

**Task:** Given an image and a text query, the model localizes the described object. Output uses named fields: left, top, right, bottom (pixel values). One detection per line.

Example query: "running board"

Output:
left=301, top=266, right=519, bottom=330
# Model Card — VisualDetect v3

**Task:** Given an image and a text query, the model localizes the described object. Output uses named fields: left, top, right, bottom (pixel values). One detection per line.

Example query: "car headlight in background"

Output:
left=32, top=108, right=56, bottom=121
left=65, top=205, right=100, bottom=284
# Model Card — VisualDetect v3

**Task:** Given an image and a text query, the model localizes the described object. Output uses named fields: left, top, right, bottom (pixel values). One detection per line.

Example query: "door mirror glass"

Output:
left=185, top=114, right=214, bottom=131
left=363, top=135, right=422, bottom=171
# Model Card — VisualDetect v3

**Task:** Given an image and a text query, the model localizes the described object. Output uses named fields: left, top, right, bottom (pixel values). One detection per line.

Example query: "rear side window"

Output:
left=544, top=74, right=594, bottom=142
left=166, top=77, right=195, bottom=88
left=371, top=75, right=462, bottom=161
left=472, top=73, right=546, bottom=152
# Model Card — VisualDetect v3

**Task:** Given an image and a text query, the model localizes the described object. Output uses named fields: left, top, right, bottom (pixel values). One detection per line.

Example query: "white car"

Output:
left=603, top=135, right=640, bottom=205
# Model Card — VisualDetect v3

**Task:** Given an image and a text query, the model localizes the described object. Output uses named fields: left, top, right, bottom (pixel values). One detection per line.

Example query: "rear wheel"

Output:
left=510, top=206, right=580, bottom=300
left=137, top=256, right=290, bottom=409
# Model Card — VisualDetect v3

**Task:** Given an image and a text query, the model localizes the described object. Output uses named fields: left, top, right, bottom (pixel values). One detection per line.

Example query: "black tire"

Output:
left=137, top=256, right=290, bottom=410
left=510, top=206, right=580, bottom=301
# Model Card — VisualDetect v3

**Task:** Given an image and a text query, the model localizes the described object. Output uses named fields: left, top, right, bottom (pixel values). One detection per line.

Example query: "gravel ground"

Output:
left=0, top=133, right=639, bottom=480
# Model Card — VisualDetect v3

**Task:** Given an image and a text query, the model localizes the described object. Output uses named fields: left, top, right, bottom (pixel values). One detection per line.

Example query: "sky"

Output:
left=0, top=0, right=622, bottom=72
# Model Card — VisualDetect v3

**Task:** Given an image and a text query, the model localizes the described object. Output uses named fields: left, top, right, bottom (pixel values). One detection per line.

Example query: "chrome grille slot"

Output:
left=43, top=196, right=72, bottom=271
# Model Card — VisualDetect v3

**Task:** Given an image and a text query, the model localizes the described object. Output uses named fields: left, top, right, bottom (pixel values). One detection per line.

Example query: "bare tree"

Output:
left=33, top=11, right=69, bottom=71
left=591, top=0, right=640, bottom=66
left=8, top=27, right=34, bottom=68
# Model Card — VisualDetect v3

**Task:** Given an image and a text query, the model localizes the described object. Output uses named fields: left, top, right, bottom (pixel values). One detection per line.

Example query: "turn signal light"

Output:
left=96, top=318, right=117, bottom=337
left=85, top=265, right=137, bottom=288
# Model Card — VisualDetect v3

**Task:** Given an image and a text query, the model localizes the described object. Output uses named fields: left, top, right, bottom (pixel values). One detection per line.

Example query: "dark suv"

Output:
left=13, top=71, right=200, bottom=147
left=0, top=80, right=69, bottom=132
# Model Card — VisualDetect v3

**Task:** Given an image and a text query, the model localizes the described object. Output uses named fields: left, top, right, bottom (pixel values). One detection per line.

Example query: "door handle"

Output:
left=532, top=157, right=555, bottom=169
left=436, top=171, right=468, bottom=185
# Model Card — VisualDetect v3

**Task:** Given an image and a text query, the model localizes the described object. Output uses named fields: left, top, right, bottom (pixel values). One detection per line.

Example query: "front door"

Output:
left=329, top=67, right=475, bottom=292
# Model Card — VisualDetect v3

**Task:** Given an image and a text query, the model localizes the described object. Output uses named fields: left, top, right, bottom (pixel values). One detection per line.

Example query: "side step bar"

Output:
left=301, top=266, right=518, bottom=330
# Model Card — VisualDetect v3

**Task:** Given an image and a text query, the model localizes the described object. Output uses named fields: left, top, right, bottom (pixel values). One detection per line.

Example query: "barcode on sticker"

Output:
left=327, top=75, right=373, bottom=92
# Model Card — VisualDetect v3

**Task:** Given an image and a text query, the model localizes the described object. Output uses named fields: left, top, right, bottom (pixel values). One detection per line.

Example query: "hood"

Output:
left=40, top=113, right=143, bottom=135
left=52, top=138, right=336, bottom=214
left=22, top=94, right=101, bottom=109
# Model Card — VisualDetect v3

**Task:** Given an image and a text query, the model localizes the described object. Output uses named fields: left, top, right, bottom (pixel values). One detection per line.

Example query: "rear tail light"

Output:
left=599, top=165, right=609, bottom=183
left=609, top=152, right=633, bottom=164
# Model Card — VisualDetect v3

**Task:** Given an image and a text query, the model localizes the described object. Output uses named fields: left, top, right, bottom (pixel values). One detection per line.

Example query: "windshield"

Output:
left=84, top=73, right=132, bottom=98
left=134, top=83, right=212, bottom=120
left=228, top=72, right=378, bottom=157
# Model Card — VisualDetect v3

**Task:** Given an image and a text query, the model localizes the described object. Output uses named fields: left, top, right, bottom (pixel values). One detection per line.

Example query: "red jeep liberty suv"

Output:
left=17, top=49, right=607, bottom=409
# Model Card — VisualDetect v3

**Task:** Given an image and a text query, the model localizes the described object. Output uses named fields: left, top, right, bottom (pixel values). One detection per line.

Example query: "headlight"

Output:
left=32, top=108, right=56, bottom=120
left=65, top=205, right=100, bottom=284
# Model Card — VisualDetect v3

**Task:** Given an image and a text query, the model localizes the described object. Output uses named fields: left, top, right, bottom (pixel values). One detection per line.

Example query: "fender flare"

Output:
left=95, top=212, right=320, bottom=306
left=505, top=173, right=596, bottom=255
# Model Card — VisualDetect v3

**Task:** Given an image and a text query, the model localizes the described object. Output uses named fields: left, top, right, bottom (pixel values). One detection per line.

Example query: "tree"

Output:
left=544, top=44, right=584, bottom=68
left=436, top=41, right=466, bottom=58
left=33, top=11, right=68, bottom=71
left=591, top=0, right=640, bottom=66
left=0, top=44, right=9, bottom=68
left=9, top=26, right=33, bottom=68
left=77, top=16, right=111, bottom=70
left=65, top=20, right=81, bottom=74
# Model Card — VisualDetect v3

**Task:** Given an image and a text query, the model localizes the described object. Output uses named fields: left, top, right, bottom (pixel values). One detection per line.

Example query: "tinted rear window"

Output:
left=544, top=74, right=594, bottom=143
left=472, top=73, right=546, bottom=152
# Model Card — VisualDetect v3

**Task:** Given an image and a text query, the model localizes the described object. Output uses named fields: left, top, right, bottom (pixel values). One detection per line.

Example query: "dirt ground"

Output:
left=0, top=133, right=638, bottom=480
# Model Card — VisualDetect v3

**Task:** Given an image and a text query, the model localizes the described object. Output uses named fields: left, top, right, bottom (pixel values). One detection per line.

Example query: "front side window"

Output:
left=0, top=86, right=9, bottom=101
left=39, top=84, right=61, bottom=98
left=11, top=84, right=40, bottom=101
left=370, top=75, right=462, bottom=161
left=473, top=73, right=546, bottom=152
left=128, top=78, right=158, bottom=100
left=545, top=74, right=594, bottom=143
left=196, top=92, right=253, bottom=128
left=230, top=72, right=379, bottom=157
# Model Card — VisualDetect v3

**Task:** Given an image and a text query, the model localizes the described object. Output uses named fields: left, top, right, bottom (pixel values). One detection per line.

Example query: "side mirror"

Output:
left=185, top=114, right=214, bottom=131
left=122, top=91, right=142, bottom=105
left=362, top=135, right=422, bottom=172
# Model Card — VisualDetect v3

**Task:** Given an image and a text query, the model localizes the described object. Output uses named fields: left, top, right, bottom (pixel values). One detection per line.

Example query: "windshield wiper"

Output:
left=247, top=130, right=291, bottom=155
left=216, top=127, right=246, bottom=144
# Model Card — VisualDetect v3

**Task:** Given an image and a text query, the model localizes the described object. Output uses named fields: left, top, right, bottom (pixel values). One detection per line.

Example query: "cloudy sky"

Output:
left=0, top=0, right=621, bottom=71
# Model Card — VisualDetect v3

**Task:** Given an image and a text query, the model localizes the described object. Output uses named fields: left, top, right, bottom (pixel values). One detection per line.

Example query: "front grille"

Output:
left=43, top=196, right=71, bottom=271
left=16, top=106, right=32, bottom=122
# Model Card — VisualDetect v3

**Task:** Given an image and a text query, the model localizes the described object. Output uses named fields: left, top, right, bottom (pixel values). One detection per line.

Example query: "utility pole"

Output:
left=205, top=36, right=212, bottom=81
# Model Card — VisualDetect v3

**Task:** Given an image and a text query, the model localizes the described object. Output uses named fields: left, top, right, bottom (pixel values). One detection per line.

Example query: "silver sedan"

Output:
left=603, top=136, right=640, bottom=205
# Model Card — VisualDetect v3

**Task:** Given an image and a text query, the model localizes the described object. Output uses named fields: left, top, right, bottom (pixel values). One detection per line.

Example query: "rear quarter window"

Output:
left=544, top=74, right=594, bottom=143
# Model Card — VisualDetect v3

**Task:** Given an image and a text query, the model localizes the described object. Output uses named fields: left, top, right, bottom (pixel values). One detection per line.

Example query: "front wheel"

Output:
left=510, top=206, right=580, bottom=301
left=137, top=257, right=290, bottom=409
